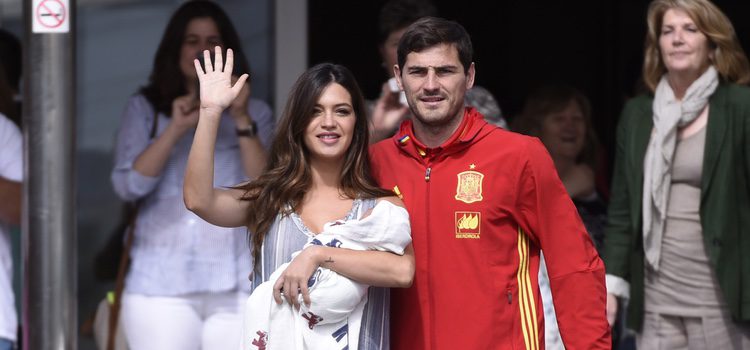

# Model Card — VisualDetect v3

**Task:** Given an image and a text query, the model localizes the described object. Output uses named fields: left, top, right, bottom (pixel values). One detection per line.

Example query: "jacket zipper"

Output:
left=425, top=161, right=434, bottom=349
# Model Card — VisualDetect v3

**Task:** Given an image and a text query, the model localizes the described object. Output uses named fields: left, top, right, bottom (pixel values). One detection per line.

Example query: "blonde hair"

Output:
left=643, top=0, right=750, bottom=92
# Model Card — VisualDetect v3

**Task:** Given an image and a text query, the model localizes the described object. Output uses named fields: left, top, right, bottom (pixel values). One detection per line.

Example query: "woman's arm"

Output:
left=272, top=196, right=415, bottom=308
left=184, top=47, right=251, bottom=227
left=274, top=244, right=415, bottom=308
left=133, top=94, right=199, bottom=177
left=228, top=80, right=268, bottom=179
left=603, top=103, right=641, bottom=327
left=111, top=96, right=160, bottom=201
left=0, top=177, right=20, bottom=226
left=0, top=116, right=21, bottom=226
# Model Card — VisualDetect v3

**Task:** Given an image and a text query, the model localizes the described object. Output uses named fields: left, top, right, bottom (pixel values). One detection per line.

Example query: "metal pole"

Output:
left=22, top=0, right=76, bottom=348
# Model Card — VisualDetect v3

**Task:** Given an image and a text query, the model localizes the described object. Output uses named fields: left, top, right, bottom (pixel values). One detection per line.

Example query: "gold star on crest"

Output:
left=469, top=164, right=476, bottom=169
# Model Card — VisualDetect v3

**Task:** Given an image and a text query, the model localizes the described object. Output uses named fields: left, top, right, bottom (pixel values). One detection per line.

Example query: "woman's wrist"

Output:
left=236, top=120, right=257, bottom=138
left=231, top=111, right=251, bottom=129
left=317, top=246, right=337, bottom=268
left=304, top=245, right=329, bottom=268
left=200, top=105, right=225, bottom=118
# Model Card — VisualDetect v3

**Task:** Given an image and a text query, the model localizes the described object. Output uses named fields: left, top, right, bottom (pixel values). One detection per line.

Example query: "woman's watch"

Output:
left=236, top=121, right=257, bottom=138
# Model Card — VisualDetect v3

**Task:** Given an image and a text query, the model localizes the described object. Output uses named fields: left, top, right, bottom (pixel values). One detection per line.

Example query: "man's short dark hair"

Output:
left=378, top=0, right=438, bottom=45
left=396, top=16, right=473, bottom=73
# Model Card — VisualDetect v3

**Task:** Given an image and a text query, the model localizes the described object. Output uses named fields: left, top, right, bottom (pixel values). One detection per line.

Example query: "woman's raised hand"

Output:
left=193, top=46, right=249, bottom=115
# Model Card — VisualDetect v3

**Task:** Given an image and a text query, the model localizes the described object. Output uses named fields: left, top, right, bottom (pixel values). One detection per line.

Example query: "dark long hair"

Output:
left=237, top=63, right=393, bottom=267
left=140, top=0, right=249, bottom=117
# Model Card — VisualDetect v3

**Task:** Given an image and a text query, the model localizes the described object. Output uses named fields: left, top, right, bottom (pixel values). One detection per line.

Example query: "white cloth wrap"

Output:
left=241, top=200, right=411, bottom=350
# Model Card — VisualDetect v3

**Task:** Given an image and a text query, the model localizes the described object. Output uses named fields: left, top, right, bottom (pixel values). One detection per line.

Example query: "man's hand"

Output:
left=370, top=81, right=409, bottom=142
left=606, top=293, right=618, bottom=327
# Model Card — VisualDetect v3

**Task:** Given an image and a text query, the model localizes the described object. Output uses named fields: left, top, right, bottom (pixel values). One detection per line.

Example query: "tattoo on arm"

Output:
left=324, top=256, right=334, bottom=264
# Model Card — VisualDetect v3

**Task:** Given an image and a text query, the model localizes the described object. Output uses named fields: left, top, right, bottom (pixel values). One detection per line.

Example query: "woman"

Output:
left=514, top=84, right=608, bottom=349
left=110, top=1, right=274, bottom=349
left=514, top=84, right=606, bottom=251
left=604, top=0, right=750, bottom=347
left=184, top=48, right=414, bottom=349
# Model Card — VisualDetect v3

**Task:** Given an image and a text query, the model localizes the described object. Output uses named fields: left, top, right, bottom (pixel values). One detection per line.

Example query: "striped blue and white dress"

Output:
left=249, top=198, right=390, bottom=350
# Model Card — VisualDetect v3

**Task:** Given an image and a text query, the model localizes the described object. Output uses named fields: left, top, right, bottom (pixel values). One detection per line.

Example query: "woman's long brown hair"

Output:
left=237, top=63, right=392, bottom=268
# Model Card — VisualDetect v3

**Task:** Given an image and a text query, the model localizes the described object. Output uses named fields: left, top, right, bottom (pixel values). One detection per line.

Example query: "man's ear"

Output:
left=466, top=62, right=476, bottom=89
left=394, top=64, right=404, bottom=90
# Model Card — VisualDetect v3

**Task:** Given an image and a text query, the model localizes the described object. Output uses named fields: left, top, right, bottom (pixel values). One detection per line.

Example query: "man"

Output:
left=369, top=17, right=610, bottom=349
left=369, top=1, right=506, bottom=143
left=0, top=112, right=21, bottom=350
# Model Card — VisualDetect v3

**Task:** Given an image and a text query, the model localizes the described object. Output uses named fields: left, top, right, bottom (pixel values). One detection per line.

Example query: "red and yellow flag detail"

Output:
left=455, top=211, right=480, bottom=239
left=392, top=185, right=403, bottom=200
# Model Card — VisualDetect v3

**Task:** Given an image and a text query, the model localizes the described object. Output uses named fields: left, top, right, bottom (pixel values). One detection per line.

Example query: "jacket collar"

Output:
left=391, top=107, right=490, bottom=163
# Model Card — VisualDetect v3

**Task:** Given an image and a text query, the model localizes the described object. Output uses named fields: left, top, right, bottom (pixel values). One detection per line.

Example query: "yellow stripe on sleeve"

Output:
left=516, top=227, right=540, bottom=350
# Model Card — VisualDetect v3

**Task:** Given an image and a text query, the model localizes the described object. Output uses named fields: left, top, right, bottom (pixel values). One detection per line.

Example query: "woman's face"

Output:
left=659, top=8, right=712, bottom=80
left=180, top=17, right=223, bottom=83
left=539, top=100, right=586, bottom=162
left=379, top=27, right=408, bottom=78
left=304, top=83, right=357, bottom=164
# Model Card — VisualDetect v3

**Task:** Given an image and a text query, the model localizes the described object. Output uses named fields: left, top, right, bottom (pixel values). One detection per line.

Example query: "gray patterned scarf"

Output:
left=643, top=65, right=718, bottom=270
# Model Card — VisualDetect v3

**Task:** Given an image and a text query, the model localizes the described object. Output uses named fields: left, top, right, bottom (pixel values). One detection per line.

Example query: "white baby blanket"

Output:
left=241, top=200, right=411, bottom=350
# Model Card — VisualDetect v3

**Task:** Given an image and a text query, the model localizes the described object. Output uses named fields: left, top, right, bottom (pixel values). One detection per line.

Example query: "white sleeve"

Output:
left=606, top=274, right=630, bottom=300
left=324, top=200, right=412, bottom=254
left=0, top=113, right=22, bottom=182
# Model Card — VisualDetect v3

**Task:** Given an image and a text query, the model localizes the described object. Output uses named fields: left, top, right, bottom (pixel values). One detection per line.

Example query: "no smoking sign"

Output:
left=33, top=0, right=70, bottom=33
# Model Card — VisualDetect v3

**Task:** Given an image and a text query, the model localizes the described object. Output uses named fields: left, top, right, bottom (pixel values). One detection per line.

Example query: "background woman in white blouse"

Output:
left=110, top=1, right=274, bottom=349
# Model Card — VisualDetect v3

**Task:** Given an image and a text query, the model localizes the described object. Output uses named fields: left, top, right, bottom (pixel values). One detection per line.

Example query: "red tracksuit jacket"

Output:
left=369, top=108, right=610, bottom=349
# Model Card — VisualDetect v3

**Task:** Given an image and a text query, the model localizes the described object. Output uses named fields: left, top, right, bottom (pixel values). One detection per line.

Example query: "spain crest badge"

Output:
left=455, top=170, right=484, bottom=203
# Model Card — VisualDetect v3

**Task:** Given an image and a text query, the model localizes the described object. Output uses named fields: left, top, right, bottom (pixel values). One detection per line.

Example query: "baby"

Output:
left=242, top=200, right=411, bottom=350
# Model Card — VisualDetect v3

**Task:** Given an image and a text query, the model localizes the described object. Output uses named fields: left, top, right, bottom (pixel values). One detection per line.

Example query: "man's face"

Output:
left=394, top=43, right=474, bottom=128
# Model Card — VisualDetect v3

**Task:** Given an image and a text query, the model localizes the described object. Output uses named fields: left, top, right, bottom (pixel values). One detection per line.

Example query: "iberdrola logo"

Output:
left=455, top=211, right=480, bottom=239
